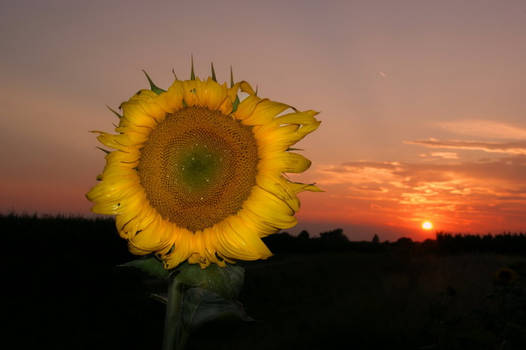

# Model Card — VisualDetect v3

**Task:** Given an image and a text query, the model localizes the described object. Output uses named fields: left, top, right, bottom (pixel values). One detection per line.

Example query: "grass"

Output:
left=3, top=214, right=526, bottom=349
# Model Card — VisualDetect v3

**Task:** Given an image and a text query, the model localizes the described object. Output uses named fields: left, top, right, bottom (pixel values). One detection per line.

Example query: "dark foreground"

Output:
left=4, top=215, right=526, bottom=349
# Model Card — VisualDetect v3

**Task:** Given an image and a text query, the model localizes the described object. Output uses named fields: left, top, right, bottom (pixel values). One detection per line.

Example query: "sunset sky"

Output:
left=1, top=0, right=526, bottom=241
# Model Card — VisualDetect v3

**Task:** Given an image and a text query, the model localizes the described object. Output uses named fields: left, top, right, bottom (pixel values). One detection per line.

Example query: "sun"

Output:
left=421, top=221, right=433, bottom=230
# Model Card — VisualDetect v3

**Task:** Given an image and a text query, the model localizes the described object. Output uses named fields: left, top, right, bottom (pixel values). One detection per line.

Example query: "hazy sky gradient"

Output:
left=2, top=0, right=526, bottom=240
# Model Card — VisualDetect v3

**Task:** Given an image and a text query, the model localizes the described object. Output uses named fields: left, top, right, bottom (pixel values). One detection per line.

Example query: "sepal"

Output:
left=142, top=70, right=166, bottom=95
left=118, top=255, right=171, bottom=280
left=175, top=261, right=244, bottom=299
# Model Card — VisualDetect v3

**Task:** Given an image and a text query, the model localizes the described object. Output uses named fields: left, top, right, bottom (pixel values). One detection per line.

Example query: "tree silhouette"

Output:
left=298, top=230, right=310, bottom=240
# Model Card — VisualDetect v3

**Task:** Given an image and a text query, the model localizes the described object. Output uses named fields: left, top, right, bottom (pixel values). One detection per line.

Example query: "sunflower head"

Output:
left=86, top=63, right=321, bottom=269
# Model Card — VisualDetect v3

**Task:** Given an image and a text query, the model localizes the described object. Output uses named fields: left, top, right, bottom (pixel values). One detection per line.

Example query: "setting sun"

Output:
left=422, top=221, right=433, bottom=230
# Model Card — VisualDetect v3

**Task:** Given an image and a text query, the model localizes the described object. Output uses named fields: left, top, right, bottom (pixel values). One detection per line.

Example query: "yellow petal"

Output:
left=214, top=218, right=272, bottom=260
left=196, top=78, right=228, bottom=110
left=188, top=229, right=218, bottom=268
left=94, top=170, right=138, bottom=187
left=127, top=243, right=152, bottom=256
left=128, top=89, right=158, bottom=102
left=90, top=184, right=145, bottom=215
left=218, top=97, right=233, bottom=115
left=128, top=215, right=173, bottom=252
left=201, top=227, right=224, bottom=267
left=226, top=82, right=241, bottom=102
left=255, top=116, right=321, bottom=155
left=256, top=174, right=301, bottom=212
left=116, top=203, right=158, bottom=239
left=241, top=99, right=292, bottom=126
left=155, top=80, right=185, bottom=113
left=163, top=227, right=193, bottom=269
left=91, top=131, right=132, bottom=151
left=256, top=175, right=323, bottom=214
left=272, top=110, right=319, bottom=126
left=239, top=81, right=256, bottom=95
left=289, top=182, right=324, bottom=193
left=86, top=180, right=141, bottom=203
left=119, top=102, right=158, bottom=129
left=121, top=90, right=166, bottom=122
left=235, top=207, right=276, bottom=238
left=182, top=79, right=201, bottom=106
left=254, top=124, right=298, bottom=155
left=115, top=124, right=152, bottom=138
left=259, top=152, right=312, bottom=174
left=104, top=150, right=140, bottom=168
left=100, top=163, right=136, bottom=180
left=115, top=210, right=143, bottom=239
left=232, top=95, right=261, bottom=120
left=243, top=186, right=297, bottom=229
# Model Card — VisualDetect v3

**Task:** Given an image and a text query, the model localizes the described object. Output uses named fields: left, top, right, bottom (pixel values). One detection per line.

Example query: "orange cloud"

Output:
left=303, top=155, right=526, bottom=238
left=429, top=152, right=459, bottom=159
left=405, top=139, right=526, bottom=155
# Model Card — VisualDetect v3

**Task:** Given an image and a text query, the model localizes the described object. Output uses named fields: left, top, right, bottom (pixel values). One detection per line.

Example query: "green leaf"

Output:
left=182, top=287, right=253, bottom=330
left=231, top=95, right=240, bottom=114
left=175, top=262, right=244, bottom=299
left=118, top=255, right=171, bottom=280
left=142, top=70, right=166, bottom=95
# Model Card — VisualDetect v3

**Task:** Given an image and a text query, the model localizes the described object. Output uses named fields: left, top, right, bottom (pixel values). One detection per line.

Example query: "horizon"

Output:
left=3, top=212, right=526, bottom=243
left=2, top=0, right=526, bottom=241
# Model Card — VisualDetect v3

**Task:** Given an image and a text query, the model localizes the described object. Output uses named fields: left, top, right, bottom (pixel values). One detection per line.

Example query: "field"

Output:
left=4, top=215, right=526, bottom=349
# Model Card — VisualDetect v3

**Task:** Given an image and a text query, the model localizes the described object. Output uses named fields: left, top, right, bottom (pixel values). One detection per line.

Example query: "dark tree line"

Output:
left=2, top=213, right=526, bottom=256
left=264, top=229, right=526, bottom=256
left=433, top=232, right=526, bottom=255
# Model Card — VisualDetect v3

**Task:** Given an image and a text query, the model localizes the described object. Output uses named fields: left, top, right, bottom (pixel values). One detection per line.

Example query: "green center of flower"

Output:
left=179, top=145, right=222, bottom=192
left=138, top=106, right=259, bottom=232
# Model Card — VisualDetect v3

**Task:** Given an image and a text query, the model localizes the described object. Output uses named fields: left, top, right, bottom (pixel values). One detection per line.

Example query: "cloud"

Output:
left=307, top=155, right=526, bottom=235
left=429, top=152, right=459, bottom=159
left=285, top=121, right=526, bottom=238
left=438, top=120, right=526, bottom=140
left=405, top=139, right=526, bottom=155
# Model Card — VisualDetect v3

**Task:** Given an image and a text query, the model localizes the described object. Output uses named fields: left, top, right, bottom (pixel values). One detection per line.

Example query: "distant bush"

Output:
left=436, top=232, right=526, bottom=255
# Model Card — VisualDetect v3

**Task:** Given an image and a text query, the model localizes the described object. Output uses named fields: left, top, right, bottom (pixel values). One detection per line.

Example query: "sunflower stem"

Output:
left=162, top=278, right=189, bottom=350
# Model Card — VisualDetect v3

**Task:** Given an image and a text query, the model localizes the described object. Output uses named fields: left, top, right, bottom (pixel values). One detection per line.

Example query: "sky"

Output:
left=1, top=0, right=526, bottom=241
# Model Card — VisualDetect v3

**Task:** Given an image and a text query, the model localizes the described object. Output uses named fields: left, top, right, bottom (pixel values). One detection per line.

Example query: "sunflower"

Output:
left=86, top=64, right=321, bottom=269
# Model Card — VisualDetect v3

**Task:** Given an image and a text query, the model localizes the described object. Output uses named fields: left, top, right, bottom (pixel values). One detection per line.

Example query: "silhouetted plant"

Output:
left=262, top=232, right=296, bottom=253
left=319, top=228, right=349, bottom=251
left=297, top=230, right=310, bottom=240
